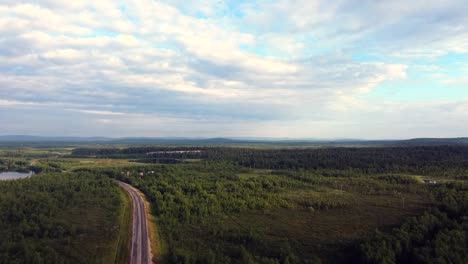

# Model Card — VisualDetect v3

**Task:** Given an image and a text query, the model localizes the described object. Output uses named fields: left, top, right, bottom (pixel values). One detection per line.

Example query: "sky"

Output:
left=1, top=0, right=467, bottom=139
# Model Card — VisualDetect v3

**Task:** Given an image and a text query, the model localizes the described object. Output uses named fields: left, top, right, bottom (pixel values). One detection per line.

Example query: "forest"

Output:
left=0, top=172, right=125, bottom=263
left=1, top=144, right=467, bottom=263
left=87, top=144, right=467, bottom=263
left=361, top=182, right=468, bottom=263
left=71, top=145, right=468, bottom=177
left=0, top=158, right=31, bottom=172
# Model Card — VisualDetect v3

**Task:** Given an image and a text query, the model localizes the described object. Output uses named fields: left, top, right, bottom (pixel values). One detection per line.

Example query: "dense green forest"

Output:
left=71, top=146, right=468, bottom=177
left=84, top=161, right=457, bottom=263
left=0, top=173, right=123, bottom=263
left=72, top=145, right=467, bottom=263
left=0, top=158, right=31, bottom=172
left=203, top=147, right=468, bottom=174
left=70, top=147, right=207, bottom=159
left=361, top=182, right=468, bottom=263
left=1, top=145, right=467, bottom=263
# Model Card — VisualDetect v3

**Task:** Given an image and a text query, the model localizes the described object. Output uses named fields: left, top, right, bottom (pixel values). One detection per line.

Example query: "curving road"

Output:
left=119, top=182, right=152, bottom=264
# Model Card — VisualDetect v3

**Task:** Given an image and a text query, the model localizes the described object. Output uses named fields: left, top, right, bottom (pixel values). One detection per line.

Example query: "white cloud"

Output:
left=241, top=0, right=468, bottom=58
left=0, top=0, right=466, bottom=137
left=0, top=99, right=86, bottom=108
left=42, top=49, right=83, bottom=61
left=65, top=109, right=127, bottom=116
left=0, top=99, right=39, bottom=106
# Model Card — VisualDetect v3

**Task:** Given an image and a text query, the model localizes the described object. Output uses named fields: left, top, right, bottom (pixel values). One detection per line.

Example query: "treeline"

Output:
left=71, top=146, right=468, bottom=177
left=23, top=163, right=60, bottom=174
left=0, top=173, right=122, bottom=263
left=203, top=146, right=468, bottom=174
left=361, top=182, right=468, bottom=263
left=0, top=158, right=30, bottom=172
left=71, top=147, right=206, bottom=159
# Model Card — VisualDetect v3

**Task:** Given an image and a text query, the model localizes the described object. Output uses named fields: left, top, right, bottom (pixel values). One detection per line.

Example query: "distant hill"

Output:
left=400, top=137, right=468, bottom=145
left=107, top=137, right=237, bottom=145
left=0, top=135, right=467, bottom=146
left=0, top=135, right=112, bottom=142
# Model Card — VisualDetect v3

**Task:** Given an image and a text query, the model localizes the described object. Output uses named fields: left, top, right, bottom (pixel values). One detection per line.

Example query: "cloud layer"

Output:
left=1, top=0, right=467, bottom=138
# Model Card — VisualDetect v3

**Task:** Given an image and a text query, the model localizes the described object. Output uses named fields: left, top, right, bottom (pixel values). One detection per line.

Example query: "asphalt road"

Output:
left=119, top=182, right=152, bottom=264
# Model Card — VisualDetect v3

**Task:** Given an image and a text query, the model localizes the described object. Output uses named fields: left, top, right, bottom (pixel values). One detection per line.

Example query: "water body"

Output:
left=0, top=171, right=34, bottom=181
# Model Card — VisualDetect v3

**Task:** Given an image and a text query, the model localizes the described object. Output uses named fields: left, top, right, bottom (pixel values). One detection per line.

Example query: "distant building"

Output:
left=423, top=179, right=438, bottom=184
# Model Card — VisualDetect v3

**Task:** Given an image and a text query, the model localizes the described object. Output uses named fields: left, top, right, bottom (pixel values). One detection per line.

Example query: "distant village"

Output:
left=145, top=150, right=202, bottom=155
left=122, top=170, right=156, bottom=178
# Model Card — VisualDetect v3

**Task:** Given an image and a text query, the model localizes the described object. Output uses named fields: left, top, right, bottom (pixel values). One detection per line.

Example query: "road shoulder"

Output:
left=136, top=188, right=162, bottom=263
left=115, top=186, right=132, bottom=264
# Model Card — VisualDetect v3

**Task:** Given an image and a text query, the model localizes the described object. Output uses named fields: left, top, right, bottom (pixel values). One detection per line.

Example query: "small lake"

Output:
left=0, top=171, right=34, bottom=181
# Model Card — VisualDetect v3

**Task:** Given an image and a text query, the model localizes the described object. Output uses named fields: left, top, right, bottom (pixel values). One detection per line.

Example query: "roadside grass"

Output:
left=139, top=188, right=163, bottom=263
left=115, top=187, right=132, bottom=264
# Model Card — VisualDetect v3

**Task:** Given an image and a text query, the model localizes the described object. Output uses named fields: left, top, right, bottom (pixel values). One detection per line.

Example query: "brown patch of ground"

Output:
left=138, top=189, right=162, bottom=264
left=230, top=193, right=430, bottom=263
